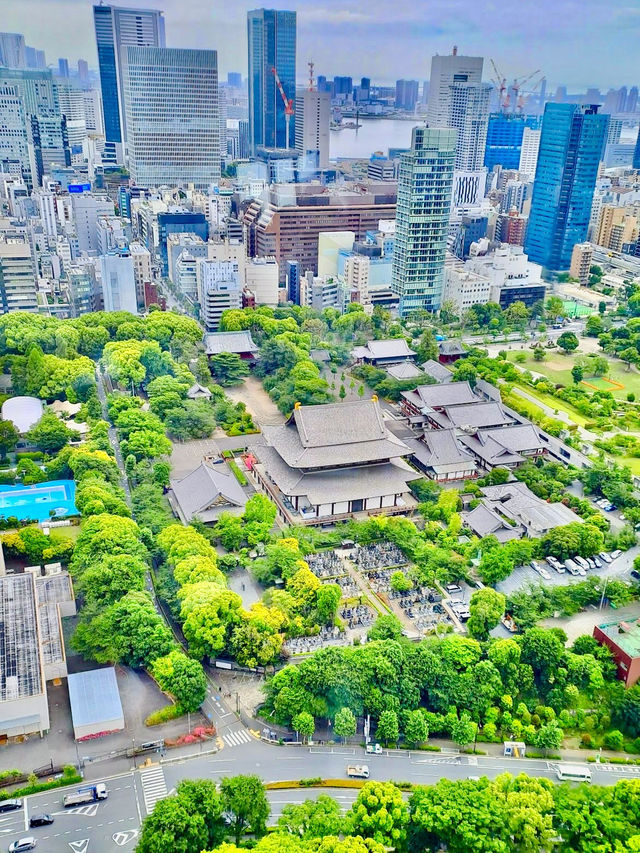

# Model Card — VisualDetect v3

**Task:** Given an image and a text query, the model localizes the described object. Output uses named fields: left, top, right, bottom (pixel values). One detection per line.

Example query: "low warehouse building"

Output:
left=67, top=667, right=124, bottom=740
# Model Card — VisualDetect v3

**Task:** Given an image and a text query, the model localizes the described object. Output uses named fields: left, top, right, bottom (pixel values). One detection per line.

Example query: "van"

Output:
left=574, top=556, right=589, bottom=571
left=564, top=559, right=581, bottom=576
left=0, top=800, right=22, bottom=813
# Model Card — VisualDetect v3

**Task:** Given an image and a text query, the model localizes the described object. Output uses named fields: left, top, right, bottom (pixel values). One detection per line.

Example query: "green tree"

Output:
left=346, top=781, right=409, bottom=850
left=0, top=419, right=19, bottom=459
left=545, top=296, right=564, bottom=319
left=339, top=384, right=346, bottom=400
left=278, top=795, right=342, bottom=840
left=534, top=723, right=563, bottom=754
left=292, top=711, right=315, bottom=743
left=136, top=796, right=207, bottom=853
left=367, top=614, right=403, bottom=641
left=571, top=365, right=584, bottom=384
left=620, top=347, right=638, bottom=370
left=151, top=649, right=207, bottom=712
left=334, top=706, right=357, bottom=742
left=467, top=588, right=506, bottom=641
left=175, top=779, right=226, bottom=848
left=315, top=584, right=341, bottom=624
left=478, top=549, right=515, bottom=585
left=390, top=571, right=412, bottom=592
left=451, top=713, right=477, bottom=749
left=556, top=331, right=579, bottom=353
left=404, top=709, right=429, bottom=748
left=375, top=710, right=399, bottom=746
left=26, top=413, right=74, bottom=453
left=220, top=774, right=270, bottom=845
left=533, top=346, right=546, bottom=362
left=208, top=352, right=250, bottom=386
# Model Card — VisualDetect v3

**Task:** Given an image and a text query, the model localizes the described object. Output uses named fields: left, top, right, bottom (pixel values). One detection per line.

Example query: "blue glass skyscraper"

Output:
left=247, top=9, right=296, bottom=154
left=93, top=4, right=165, bottom=163
left=525, top=103, right=608, bottom=270
left=484, top=113, right=541, bottom=172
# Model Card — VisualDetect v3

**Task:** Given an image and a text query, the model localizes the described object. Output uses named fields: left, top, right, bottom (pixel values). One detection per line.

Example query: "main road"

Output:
left=6, top=741, right=640, bottom=853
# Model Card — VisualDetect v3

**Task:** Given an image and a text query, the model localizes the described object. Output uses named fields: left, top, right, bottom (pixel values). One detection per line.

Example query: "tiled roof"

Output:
left=203, top=330, right=258, bottom=355
left=170, top=462, right=247, bottom=522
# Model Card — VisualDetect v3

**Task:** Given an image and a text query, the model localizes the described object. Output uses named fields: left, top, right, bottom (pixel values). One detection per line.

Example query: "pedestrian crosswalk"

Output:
left=140, top=765, right=168, bottom=814
left=222, top=727, right=252, bottom=748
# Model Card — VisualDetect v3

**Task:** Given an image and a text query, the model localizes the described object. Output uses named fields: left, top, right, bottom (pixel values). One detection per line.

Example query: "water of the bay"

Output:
left=330, top=117, right=424, bottom=160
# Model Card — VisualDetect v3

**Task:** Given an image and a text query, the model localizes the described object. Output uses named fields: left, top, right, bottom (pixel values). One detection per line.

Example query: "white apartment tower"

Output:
left=448, top=82, right=491, bottom=171
left=295, top=89, right=331, bottom=170
left=99, top=248, right=138, bottom=314
left=121, top=46, right=220, bottom=189
left=426, top=49, right=483, bottom=128
left=518, top=127, right=541, bottom=182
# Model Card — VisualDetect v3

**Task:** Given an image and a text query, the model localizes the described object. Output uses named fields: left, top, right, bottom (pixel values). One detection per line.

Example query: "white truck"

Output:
left=63, top=784, right=108, bottom=808
left=347, top=765, right=370, bottom=778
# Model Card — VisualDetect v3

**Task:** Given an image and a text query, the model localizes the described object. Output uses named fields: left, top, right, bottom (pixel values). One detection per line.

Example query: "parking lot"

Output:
left=0, top=773, right=142, bottom=853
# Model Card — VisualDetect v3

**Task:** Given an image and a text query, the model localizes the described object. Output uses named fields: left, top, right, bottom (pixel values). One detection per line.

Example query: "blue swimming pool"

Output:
left=0, top=479, right=79, bottom=522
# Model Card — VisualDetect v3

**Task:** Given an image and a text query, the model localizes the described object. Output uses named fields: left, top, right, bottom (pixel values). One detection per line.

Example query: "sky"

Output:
left=0, top=0, right=638, bottom=91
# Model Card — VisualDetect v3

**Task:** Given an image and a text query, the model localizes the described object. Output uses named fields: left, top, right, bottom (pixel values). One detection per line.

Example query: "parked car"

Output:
left=564, top=559, right=581, bottom=576
left=446, top=583, right=462, bottom=594
left=533, top=563, right=551, bottom=580
left=593, top=557, right=603, bottom=569
left=630, top=569, right=640, bottom=582
left=611, top=550, right=622, bottom=560
left=600, top=552, right=613, bottom=564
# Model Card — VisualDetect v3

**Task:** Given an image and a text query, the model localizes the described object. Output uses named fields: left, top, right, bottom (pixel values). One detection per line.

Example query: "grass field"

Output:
left=507, top=350, right=640, bottom=401
left=512, top=383, right=589, bottom=428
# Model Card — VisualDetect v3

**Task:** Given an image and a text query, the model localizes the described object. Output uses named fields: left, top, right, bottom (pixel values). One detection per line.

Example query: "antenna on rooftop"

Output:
left=308, top=60, right=315, bottom=91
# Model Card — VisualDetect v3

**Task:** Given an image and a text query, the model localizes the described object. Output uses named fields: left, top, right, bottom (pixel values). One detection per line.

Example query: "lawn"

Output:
left=507, top=350, right=640, bottom=401
left=512, top=383, right=590, bottom=428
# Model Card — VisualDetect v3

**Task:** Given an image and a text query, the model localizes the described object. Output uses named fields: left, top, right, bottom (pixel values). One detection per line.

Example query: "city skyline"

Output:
left=0, top=0, right=638, bottom=90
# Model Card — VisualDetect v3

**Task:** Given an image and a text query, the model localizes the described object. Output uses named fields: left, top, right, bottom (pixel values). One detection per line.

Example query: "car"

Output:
left=446, top=583, right=462, bottom=593
left=0, top=801, right=22, bottom=814
left=586, top=558, right=596, bottom=570
left=630, top=569, right=640, bottom=582
left=593, top=557, right=603, bottom=569
left=8, top=839, right=36, bottom=853
left=533, top=564, right=551, bottom=580
left=530, top=560, right=538, bottom=571
left=604, top=504, right=617, bottom=512
left=28, top=816, right=53, bottom=829
left=611, top=550, right=622, bottom=560
left=600, top=552, right=613, bottom=564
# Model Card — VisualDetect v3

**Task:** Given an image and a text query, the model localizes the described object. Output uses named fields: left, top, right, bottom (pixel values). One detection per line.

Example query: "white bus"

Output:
left=555, top=764, right=592, bottom=783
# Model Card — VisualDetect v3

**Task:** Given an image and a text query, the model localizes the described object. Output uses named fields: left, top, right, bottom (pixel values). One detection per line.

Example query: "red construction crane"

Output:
left=271, top=66, right=294, bottom=149
left=489, top=58, right=508, bottom=112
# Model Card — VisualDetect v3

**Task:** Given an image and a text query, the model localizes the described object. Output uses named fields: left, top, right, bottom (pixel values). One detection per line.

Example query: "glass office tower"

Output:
left=525, top=103, right=608, bottom=270
left=391, top=126, right=456, bottom=315
left=247, top=9, right=296, bottom=154
left=93, top=4, right=165, bottom=162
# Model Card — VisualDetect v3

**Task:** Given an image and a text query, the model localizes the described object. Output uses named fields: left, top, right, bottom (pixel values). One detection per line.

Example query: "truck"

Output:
left=63, top=784, right=108, bottom=808
left=366, top=743, right=382, bottom=755
left=347, top=765, right=370, bottom=779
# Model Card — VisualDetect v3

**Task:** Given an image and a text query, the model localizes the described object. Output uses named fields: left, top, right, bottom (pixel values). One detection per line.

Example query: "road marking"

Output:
left=68, top=840, right=89, bottom=853
left=64, top=804, right=100, bottom=817
left=222, top=728, right=252, bottom=748
left=113, top=829, right=139, bottom=846
left=140, top=765, right=168, bottom=814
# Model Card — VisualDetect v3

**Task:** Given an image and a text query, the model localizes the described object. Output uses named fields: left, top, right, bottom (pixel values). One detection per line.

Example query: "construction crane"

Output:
left=271, top=66, right=294, bottom=149
left=516, top=74, right=545, bottom=113
left=489, top=59, right=507, bottom=111
left=511, top=69, right=540, bottom=112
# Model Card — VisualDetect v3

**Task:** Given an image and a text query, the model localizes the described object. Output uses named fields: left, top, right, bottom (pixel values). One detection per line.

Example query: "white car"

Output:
left=534, top=563, right=551, bottom=580
left=9, top=840, right=36, bottom=853
left=611, top=550, right=622, bottom=561
left=600, top=552, right=613, bottom=564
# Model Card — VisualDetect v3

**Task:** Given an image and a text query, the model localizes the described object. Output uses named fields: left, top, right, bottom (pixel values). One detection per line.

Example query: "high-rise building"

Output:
left=0, top=68, right=70, bottom=187
left=57, top=58, right=69, bottom=79
left=77, top=60, right=89, bottom=85
left=426, top=49, right=483, bottom=129
left=634, top=127, right=640, bottom=170
left=333, top=76, right=352, bottom=96
left=294, top=88, right=330, bottom=169
left=0, top=237, right=37, bottom=313
left=484, top=113, right=541, bottom=172
left=92, top=4, right=165, bottom=163
left=197, top=258, right=243, bottom=330
left=67, top=261, right=98, bottom=317
left=99, top=248, right=138, bottom=314
left=227, top=72, right=242, bottom=88
left=121, top=46, right=220, bottom=189
left=0, top=33, right=26, bottom=69
left=627, top=87, right=639, bottom=115
left=247, top=9, right=296, bottom=153
left=395, top=80, right=419, bottom=112
left=71, top=191, right=115, bottom=254
left=525, top=103, right=608, bottom=270
left=518, top=127, right=542, bottom=181
left=55, top=83, right=87, bottom=160
left=25, top=46, right=46, bottom=70
left=391, top=126, right=456, bottom=315
left=569, top=242, right=593, bottom=286
left=448, top=82, right=491, bottom=170
left=0, top=83, right=31, bottom=186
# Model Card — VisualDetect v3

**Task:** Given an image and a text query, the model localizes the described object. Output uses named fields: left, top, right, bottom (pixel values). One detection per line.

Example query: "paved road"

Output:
left=7, top=743, right=640, bottom=853
left=95, top=368, right=131, bottom=505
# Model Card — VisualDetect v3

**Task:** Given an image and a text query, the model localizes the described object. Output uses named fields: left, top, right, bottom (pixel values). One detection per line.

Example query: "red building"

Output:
left=593, top=620, right=640, bottom=687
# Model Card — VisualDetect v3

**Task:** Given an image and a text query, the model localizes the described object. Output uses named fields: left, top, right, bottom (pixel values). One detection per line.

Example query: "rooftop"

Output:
left=1, top=396, right=44, bottom=434
left=68, top=667, right=123, bottom=730
left=386, top=362, right=425, bottom=381
left=203, top=330, right=258, bottom=356
left=262, top=400, right=409, bottom=470
left=169, top=461, right=247, bottom=524
left=421, top=359, right=453, bottom=383
left=597, top=620, right=640, bottom=658
left=352, top=338, right=416, bottom=362
left=0, top=574, right=43, bottom=702
left=430, top=401, right=515, bottom=430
